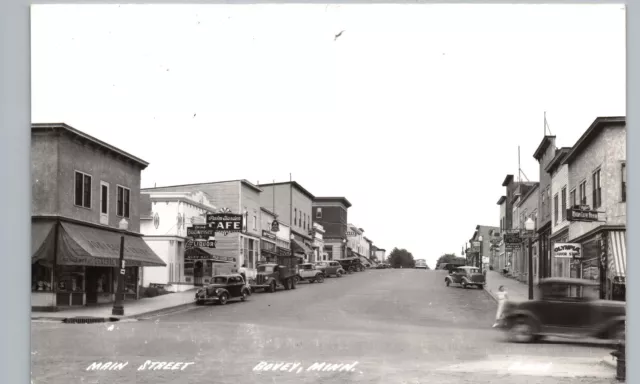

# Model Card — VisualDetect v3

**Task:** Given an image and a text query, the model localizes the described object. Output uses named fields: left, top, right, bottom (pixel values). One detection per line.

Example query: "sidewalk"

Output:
left=484, top=270, right=529, bottom=303
left=31, top=289, right=197, bottom=321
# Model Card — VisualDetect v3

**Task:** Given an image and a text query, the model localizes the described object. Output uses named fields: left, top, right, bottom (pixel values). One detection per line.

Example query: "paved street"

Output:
left=31, top=269, right=618, bottom=384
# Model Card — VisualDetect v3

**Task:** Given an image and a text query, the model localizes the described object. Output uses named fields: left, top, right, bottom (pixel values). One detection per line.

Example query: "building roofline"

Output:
left=258, top=181, right=315, bottom=201
left=32, top=123, right=149, bottom=169
left=313, top=196, right=352, bottom=208
left=260, top=207, right=277, bottom=217
left=563, top=116, right=626, bottom=165
left=502, top=174, right=514, bottom=187
left=497, top=196, right=507, bottom=205
left=518, top=183, right=540, bottom=206
left=141, top=179, right=262, bottom=193
left=544, top=147, right=572, bottom=174
left=533, top=135, right=556, bottom=161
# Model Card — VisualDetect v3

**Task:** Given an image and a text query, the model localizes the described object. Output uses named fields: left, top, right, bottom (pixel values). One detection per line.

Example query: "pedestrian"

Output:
left=239, top=263, right=247, bottom=284
left=493, top=285, right=508, bottom=327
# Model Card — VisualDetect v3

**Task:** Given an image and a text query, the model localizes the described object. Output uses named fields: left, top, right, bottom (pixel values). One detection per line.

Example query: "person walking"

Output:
left=493, top=285, right=508, bottom=327
left=239, top=263, right=248, bottom=284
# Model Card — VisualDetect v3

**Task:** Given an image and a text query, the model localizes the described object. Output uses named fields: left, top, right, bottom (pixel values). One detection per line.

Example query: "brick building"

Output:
left=312, top=197, right=352, bottom=260
left=533, top=135, right=557, bottom=278
left=563, top=116, right=626, bottom=300
left=31, top=123, right=164, bottom=311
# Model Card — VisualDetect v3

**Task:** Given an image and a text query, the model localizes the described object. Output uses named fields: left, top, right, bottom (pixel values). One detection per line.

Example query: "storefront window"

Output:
left=56, top=266, right=85, bottom=292
left=123, top=267, right=138, bottom=295
left=32, top=262, right=53, bottom=291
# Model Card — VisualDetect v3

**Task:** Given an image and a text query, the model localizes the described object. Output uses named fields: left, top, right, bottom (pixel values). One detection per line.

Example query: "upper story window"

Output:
left=74, top=171, right=92, bottom=209
left=316, top=208, right=323, bottom=219
left=561, top=187, right=567, bottom=221
left=592, top=169, right=602, bottom=209
left=294, top=208, right=297, bottom=226
left=253, top=215, right=257, bottom=230
left=553, top=194, right=559, bottom=224
left=570, top=188, right=576, bottom=207
left=622, top=162, right=626, bottom=202
left=579, top=181, right=587, bottom=205
left=116, top=185, right=131, bottom=218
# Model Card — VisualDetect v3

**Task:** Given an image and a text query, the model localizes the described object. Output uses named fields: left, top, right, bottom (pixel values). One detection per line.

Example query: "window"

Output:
left=546, top=187, right=551, bottom=217
left=74, top=171, right=92, bottom=208
left=622, top=163, right=626, bottom=202
left=561, top=187, right=567, bottom=221
left=316, top=208, right=322, bottom=219
left=253, top=215, right=257, bottom=230
left=553, top=194, right=559, bottom=224
left=570, top=189, right=576, bottom=207
left=116, top=186, right=131, bottom=218
left=100, top=182, right=109, bottom=215
left=592, top=169, right=602, bottom=208
left=579, top=181, right=587, bottom=205
left=303, top=213, right=306, bottom=230
left=294, top=208, right=297, bottom=226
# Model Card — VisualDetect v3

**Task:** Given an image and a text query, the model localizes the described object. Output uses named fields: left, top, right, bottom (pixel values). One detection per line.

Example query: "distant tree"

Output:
left=387, top=248, right=416, bottom=268
left=436, top=253, right=467, bottom=269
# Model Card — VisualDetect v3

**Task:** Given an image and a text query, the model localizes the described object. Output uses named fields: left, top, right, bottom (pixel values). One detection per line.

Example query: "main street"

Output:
left=31, top=269, right=617, bottom=384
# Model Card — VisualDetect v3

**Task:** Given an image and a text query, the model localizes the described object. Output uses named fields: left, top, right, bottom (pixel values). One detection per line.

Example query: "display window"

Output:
left=32, top=262, right=53, bottom=292
left=56, top=265, right=85, bottom=292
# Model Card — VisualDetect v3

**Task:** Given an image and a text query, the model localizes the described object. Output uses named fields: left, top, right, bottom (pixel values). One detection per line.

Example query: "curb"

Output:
left=31, top=301, right=197, bottom=323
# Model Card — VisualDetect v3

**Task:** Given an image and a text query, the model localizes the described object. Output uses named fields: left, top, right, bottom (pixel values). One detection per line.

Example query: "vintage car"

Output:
left=252, top=258, right=300, bottom=292
left=444, top=266, right=486, bottom=289
left=336, top=258, right=365, bottom=273
left=297, top=263, right=325, bottom=283
left=195, top=274, right=251, bottom=305
left=314, top=261, right=345, bottom=277
left=497, top=277, right=626, bottom=343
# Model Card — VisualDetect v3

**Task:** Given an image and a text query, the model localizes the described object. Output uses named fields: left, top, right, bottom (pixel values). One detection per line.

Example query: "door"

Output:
left=228, top=277, right=242, bottom=297
left=85, top=268, right=99, bottom=305
left=539, top=283, right=592, bottom=335
left=194, top=261, right=204, bottom=286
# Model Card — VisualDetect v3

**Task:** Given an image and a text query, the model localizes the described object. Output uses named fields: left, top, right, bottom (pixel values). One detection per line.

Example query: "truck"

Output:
left=251, top=255, right=302, bottom=293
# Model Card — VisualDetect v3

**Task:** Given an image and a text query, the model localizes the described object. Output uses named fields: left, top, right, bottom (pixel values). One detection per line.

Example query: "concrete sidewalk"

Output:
left=484, top=270, right=529, bottom=303
left=31, top=289, right=198, bottom=321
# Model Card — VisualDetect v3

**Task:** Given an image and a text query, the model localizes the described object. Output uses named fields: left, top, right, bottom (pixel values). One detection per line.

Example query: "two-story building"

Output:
left=312, top=197, right=352, bottom=260
left=545, top=147, right=572, bottom=278
left=141, top=180, right=263, bottom=279
left=31, top=123, right=165, bottom=311
left=563, top=116, right=626, bottom=301
left=258, top=181, right=315, bottom=259
left=310, top=222, right=326, bottom=263
left=515, top=182, right=540, bottom=283
left=258, top=207, right=292, bottom=264
left=533, top=135, right=557, bottom=278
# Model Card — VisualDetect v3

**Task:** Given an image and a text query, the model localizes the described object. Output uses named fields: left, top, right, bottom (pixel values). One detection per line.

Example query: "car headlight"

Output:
left=215, top=288, right=223, bottom=294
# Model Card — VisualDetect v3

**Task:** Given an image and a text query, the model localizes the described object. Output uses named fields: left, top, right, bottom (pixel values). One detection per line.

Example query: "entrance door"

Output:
left=194, top=261, right=204, bottom=286
left=86, top=268, right=99, bottom=304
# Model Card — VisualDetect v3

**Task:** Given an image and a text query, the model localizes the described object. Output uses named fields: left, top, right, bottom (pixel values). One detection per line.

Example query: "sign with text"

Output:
left=185, top=239, right=216, bottom=249
left=503, top=230, right=522, bottom=249
left=206, top=213, right=243, bottom=233
left=469, top=241, right=481, bottom=253
left=567, top=207, right=598, bottom=222
left=185, top=254, right=235, bottom=262
left=187, top=225, right=215, bottom=239
left=553, top=243, right=582, bottom=259
left=262, top=230, right=277, bottom=241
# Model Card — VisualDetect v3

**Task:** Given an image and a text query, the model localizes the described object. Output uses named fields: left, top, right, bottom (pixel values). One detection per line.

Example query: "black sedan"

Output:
left=195, top=274, right=251, bottom=305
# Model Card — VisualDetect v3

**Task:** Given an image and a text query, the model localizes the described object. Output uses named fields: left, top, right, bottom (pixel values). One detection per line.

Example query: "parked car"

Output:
left=497, top=277, right=626, bottom=343
left=195, top=274, right=251, bottom=305
left=297, top=263, right=325, bottom=283
left=444, top=266, right=486, bottom=289
left=314, top=261, right=345, bottom=277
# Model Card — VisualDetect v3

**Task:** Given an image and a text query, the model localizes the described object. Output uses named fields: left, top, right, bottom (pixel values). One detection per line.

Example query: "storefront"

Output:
left=183, top=247, right=237, bottom=286
left=31, top=220, right=166, bottom=311
left=550, top=228, right=571, bottom=278
left=606, top=230, right=626, bottom=301
left=291, top=238, right=313, bottom=259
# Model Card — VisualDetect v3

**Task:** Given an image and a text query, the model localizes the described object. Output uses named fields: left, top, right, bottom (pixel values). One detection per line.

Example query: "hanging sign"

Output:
left=206, top=213, right=243, bottom=233
left=567, top=206, right=599, bottom=222
left=271, top=220, right=280, bottom=233
left=504, top=230, right=522, bottom=249
left=187, top=224, right=215, bottom=239
left=553, top=243, right=582, bottom=259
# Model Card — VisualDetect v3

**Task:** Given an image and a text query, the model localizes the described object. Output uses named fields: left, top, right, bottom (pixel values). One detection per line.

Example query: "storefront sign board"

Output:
left=262, top=230, right=277, bottom=241
left=187, top=225, right=215, bottom=238
left=553, top=243, right=582, bottom=259
left=567, top=207, right=599, bottom=222
left=206, top=213, right=244, bottom=233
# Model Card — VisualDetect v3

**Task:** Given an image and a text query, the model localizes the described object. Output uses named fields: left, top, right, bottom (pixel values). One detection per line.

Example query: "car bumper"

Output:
left=494, top=318, right=509, bottom=329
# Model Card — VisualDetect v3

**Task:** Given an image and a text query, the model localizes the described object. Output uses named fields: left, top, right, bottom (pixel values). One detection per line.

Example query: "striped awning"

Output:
left=608, top=231, right=626, bottom=279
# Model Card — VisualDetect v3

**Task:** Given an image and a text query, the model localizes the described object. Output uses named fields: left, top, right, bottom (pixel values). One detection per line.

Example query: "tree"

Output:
left=436, top=253, right=466, bottom=269
left=387, top=247, right=416, bottom=268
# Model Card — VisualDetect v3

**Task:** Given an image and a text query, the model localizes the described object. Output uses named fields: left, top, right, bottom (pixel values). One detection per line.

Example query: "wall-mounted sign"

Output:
left=206, top=213, right=243, bottom=233
left=185, top=239, right=216, bottom=249
left=271, top=220, right=280, bottom=233
left=567, top=206, right=598, bottom=222
left=503, top=230, right=522, bottom=249
left=262, top=230, right=277, bottom=241
left=187, top=224, right=215, bottom=239
left=185, top=253, right=235, bottom=262
left=553, top=243, right=582, bottom=259
left=276, top=246, right=292, bottom=256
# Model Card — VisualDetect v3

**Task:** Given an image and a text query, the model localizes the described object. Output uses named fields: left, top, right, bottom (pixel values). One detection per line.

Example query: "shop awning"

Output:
left=608, top=231, right=626, bottom=279
left=57, top=222, right=166, bottom=267
left=32, top=221, right=56, bottom=265
left=184, top=247, right=236, bottom=263
left=291, top=238, right=313, bottom=255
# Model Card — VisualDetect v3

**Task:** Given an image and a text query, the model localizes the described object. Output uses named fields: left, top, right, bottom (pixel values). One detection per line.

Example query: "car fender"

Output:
left=445, top=276, right=452, bottom=282
left=215, top=288, right=230, bottom=297
left=461, top=276, right=471, bottom=283
left=598, top=316, right=626, bottom=334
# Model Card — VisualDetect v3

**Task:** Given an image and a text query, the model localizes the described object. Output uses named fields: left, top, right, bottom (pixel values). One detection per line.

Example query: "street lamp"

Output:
left=478, top=236, right=483, bottom=274
left=524, top=217, right=535, bottom=300
left=112, top=218, right=129, bottom=316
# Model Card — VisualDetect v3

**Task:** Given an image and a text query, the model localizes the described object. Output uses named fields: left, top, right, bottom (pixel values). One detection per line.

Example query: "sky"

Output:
left=31, top=4, right=625, bottom=268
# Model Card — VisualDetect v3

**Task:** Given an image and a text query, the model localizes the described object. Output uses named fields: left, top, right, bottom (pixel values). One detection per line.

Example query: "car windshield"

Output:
left=258, top=265, right=275, bottom=273
left=541, top=283, right=599, bottom=300
left=316, top=262, right=327, bottom=267
left=212, top=276, right=227, bottom=284
left=301, top=265, right=312, bottom=270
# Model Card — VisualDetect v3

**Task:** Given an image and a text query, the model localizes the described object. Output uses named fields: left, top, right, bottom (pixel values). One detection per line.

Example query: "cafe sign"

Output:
left=206, top=213, right=244, bottom=234
left=553, top=243, right=582, bottom=259
left=567, top=205, right=599, bottom=222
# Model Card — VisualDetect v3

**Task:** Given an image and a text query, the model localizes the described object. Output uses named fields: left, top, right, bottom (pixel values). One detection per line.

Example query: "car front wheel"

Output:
left=461, top=281, right=467, bottom=289
left=218, top=293, right=229, bottom=305
left=445, top=280, right=450, bottom=287
left=316, top=274, right=325, bottom=283
left=241, top=291, right=248, bottom=302
left=508, top=317, right=536, bottom=343
left=269, top=281, right=276, bottom=293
